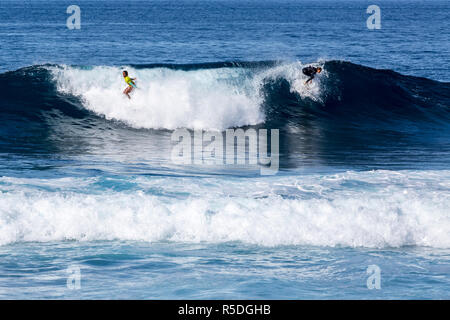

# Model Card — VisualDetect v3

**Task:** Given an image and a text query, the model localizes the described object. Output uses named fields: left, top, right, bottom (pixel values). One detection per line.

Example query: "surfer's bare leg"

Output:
left=123, top=86, right=133, bottom=99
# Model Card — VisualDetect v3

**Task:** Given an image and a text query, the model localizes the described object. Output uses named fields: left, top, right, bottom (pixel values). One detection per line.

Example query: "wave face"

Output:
left=1, top=61, right=449, bottom=161
left=265, top=61, right=450, bottom=128
left=2, top=61, right=449, bottom=129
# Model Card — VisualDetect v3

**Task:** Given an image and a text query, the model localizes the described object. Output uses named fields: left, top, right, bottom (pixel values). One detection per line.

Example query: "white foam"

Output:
left=49, top=62, right=326, bottom=130
left=50, top=65, right=265, bottom=130
left=0, top=170, right=449, bottom=248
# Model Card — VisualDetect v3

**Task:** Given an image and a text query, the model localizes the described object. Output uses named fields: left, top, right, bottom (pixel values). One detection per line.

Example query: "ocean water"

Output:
left=0, top=0, right=449, bottom=299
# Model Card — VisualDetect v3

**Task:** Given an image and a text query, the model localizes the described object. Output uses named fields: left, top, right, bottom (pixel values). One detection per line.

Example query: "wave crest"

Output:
left=1, top=60, right=449, bottom=132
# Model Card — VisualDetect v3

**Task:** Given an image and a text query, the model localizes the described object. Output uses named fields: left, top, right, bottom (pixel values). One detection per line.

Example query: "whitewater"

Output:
left=1, top=169, right=449, bottom=248
left=48, top=61, right=325, bottom=130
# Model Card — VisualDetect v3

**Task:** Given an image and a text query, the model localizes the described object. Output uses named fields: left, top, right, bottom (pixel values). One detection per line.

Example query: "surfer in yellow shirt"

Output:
left=122, top=70, right=137, bottom=99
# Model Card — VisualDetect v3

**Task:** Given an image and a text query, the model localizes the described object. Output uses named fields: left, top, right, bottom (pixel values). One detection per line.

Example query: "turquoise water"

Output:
left=1, top=241, right=448, bottom=299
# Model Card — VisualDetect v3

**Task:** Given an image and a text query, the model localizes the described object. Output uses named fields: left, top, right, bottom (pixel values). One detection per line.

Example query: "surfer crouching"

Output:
left=123, top=70, right=137, bottom=99
left=302, top=66, right=322, bottom=85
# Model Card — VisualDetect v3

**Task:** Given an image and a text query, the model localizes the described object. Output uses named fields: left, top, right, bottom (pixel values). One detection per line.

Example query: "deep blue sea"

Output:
left=0, top=0, right=449, bottom=299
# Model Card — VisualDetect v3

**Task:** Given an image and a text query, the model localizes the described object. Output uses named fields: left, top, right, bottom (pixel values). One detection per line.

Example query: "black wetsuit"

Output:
left=302, top=66, right=318, bottom=83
